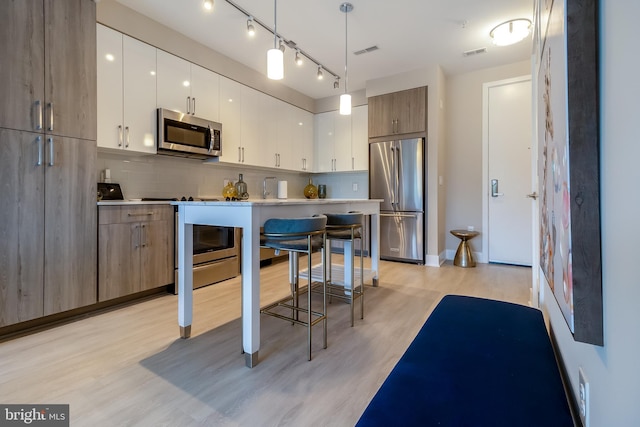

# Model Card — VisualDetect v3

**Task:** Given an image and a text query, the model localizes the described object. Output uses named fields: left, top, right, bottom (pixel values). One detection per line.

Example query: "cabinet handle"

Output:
left=35, top=100, right=43, bottom=130
left=36, top=136, right=43, bottom=166
left=192, top=97, right=196, bottom=115
left=125, top=126, right=130, bottom=148
left=47, top=102, right=54, bottom=131
left=352, top=157, right=355, bottom=170
left=127, top=212, right=154, bottom=217
left=302, top=158, right=306, bottom=171
left=134, top=225, right=139, bottom=249
left=141, top=224, right=147, bottom=247
left=118, top=125, right=123, bottom=147
left=186, top=96, right=191, bottom=115
left=238, top=147, right=242, bottom=162
left=47, top=137, right=54, bottom=166
left=241, top=147, right=245, bottom=163
left=277, top=153, right=281, bottom=167
left=275, top=153, right=278, bottom=167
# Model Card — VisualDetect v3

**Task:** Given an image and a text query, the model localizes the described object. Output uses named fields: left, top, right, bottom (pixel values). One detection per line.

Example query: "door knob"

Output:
left=526, top=192, right=538, bottom=200
left=490, top=179, right=504, bottom=197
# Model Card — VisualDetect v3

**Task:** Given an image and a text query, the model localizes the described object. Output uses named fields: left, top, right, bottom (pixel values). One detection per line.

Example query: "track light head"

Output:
left=317, top=66, right=324, bottom=80
left=295, top=50, right=303, bottom=66
left=334, top=77, right=340, bottom=89
left=279, top=39, right=285, bottom=53
left=247, top=17, right=255, bottom=37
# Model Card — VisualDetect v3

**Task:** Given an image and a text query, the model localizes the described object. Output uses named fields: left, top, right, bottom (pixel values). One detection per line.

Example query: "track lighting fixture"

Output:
left=202, top=0, right=214, bottom=11
left=223, top=0, right=341, bottom=84
left=246, top=17, right=255, bottom=37
left=334, top=77, right=340, bottom=89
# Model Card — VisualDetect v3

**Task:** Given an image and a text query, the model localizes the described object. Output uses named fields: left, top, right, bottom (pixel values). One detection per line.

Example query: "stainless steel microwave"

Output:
left=157, top=108, right=222, bottom=159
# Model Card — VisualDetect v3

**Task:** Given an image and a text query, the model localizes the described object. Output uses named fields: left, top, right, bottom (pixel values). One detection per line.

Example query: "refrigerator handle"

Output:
left=390, top=146, right=396, bottom=205
left=395, top=143, right=401, bottom=207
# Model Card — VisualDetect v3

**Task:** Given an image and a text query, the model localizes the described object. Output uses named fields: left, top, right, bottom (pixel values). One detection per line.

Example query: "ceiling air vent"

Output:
left=463, top=47, right=487, bottom=57
left=354, top=45, right=379, bottom=55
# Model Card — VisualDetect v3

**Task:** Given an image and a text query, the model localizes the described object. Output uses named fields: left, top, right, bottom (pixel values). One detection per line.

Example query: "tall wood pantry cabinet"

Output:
left=0, top=0, right=97, bottom=327
left=368, top=86, right=427, bottom=138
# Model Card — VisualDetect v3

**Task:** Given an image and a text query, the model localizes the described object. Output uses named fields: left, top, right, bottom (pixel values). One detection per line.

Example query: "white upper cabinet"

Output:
left=313, top=105, right=369, bottom=172
left=97, top=24, right=156, bottom=154
left=218, top=76, right=242, bottom=164
left=289, top=106, right=314, bottom=172
left=351, top=105, right=369, bottom=171
left=190, top=63, right=220, bottom=121
left=156, top=50, right=219, bottom=121
left=314, top=111, right=336, bottom=173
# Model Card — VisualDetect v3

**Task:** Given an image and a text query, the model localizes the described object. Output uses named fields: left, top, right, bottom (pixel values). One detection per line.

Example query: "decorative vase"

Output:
left=222, top=181, right=237, bottom=200
left=304, top=178, right=318, bottom=199
left=235, top=173, right=249, bottom=200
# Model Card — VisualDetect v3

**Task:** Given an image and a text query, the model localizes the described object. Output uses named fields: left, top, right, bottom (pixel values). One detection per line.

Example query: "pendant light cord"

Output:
left=344, top=6, right=348, bottom=94
left=273, top=0, right=278, bottom=49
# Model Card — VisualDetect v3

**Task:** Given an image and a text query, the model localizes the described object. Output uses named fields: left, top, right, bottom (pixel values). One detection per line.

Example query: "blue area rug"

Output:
left=356, top=295, right=573, bottom=427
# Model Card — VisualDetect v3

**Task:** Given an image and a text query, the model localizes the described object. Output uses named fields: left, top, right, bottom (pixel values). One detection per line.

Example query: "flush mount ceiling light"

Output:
left=267, top=0, right=283, bottom=80
left=339, top=2, right=353, bottom=115
left=246, top=16, right=255, bottom=37
left=202, top=0, right=214, bottom=12
left=489, top=19, right=532, bottom=46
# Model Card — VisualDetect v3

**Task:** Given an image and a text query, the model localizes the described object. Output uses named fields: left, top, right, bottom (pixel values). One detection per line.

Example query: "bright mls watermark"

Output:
left=0, top=405, right=69, bottom=426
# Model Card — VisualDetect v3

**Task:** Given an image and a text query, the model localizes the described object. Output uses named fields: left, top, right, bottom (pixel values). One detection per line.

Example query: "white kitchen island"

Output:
left=172, top=198, right=382, bottom=367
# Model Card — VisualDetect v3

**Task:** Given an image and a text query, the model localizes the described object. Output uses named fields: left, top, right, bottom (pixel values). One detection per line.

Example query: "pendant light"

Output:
left=267, top=0, right=283, bottom=80
left=339, top=3, right=353, bottom=115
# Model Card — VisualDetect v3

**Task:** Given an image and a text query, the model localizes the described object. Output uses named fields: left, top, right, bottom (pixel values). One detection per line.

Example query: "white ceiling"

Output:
left=115, top=0, right=533, bottom=100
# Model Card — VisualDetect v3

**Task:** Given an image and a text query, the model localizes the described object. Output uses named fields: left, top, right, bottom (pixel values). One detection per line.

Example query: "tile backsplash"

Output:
left=97, top=151, right=368, bottom=200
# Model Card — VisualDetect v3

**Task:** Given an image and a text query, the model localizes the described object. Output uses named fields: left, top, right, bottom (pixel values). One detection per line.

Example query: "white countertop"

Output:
left=170, top=198, right=382, bottom=207
left=97, top=200, right=173, bottom=206
left=98, top=198, right=382, bottom=207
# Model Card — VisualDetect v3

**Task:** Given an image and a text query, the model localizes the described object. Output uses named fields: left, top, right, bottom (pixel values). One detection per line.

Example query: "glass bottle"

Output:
left=235, top=173, right=249, bottom=200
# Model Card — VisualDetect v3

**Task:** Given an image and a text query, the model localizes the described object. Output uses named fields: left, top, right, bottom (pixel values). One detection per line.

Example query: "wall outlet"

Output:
left=579, top=367, right=590, bottom=427
left=352, top=183, right=358, bottom=192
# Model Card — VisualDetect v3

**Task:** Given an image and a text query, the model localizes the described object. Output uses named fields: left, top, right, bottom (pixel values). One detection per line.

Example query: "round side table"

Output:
left=450, top=229, right=480, bottom=268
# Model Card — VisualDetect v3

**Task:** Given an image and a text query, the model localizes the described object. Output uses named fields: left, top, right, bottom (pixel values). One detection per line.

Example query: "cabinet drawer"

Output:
left=99, top=204, right=174, bottom=224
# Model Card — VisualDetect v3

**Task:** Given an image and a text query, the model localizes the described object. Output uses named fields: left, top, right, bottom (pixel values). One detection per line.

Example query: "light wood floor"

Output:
left=0, top=258, right=531, bottom=426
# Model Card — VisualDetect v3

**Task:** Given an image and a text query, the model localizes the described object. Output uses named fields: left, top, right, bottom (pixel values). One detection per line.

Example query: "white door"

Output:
left=484, top=76, right=533, bottom=266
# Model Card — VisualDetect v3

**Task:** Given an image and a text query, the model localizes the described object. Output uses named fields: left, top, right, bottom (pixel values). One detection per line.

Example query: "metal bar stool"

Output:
left=323, top=212, right=364, bottom=327
left=260, top=215, right=327, bottom=361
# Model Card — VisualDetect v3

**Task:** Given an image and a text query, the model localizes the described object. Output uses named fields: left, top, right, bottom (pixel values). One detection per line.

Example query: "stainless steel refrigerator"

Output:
left=369, top=138, right=425, bottom=264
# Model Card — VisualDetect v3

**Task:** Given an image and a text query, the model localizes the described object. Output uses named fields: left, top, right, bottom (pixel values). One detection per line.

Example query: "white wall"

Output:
left=444, top=60, right=531, bottom=259
left=540, top=2, right=640, bottom=425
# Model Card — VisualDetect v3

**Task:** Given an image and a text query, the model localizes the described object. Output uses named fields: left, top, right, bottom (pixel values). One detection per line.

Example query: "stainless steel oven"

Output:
left=173, top=207, right=239, bottom=293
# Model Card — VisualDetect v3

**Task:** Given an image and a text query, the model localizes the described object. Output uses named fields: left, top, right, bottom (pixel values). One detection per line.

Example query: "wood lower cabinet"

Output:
left=0, top=129, right=97, bottom=326
left=98, top=205, right=174, bottom=302
left=368, top=86, right=427, bottom=138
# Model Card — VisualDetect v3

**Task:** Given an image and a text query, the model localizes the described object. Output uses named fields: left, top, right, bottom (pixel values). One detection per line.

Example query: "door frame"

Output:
left=481, top=75, right=538, bottom=304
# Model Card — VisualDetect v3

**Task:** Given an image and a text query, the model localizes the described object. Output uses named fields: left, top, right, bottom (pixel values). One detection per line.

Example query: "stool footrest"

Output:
left=300, top=264, right=376, bottom=287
